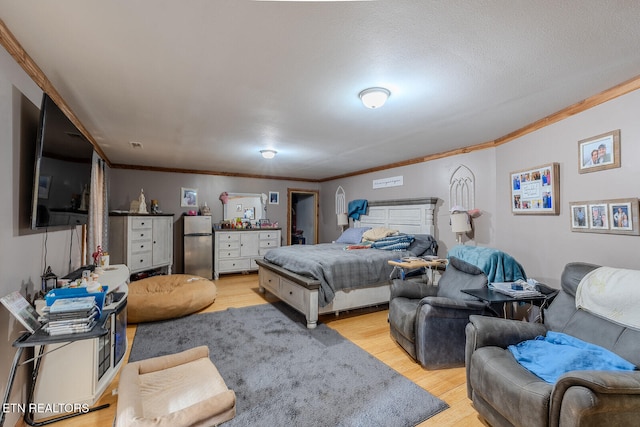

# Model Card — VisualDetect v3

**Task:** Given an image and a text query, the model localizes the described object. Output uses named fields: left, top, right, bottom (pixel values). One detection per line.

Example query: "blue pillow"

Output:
left=336, top=227, right=371, bottom=244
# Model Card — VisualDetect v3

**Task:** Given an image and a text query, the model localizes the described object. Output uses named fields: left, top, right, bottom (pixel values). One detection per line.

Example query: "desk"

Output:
left=2, top=314, right=110, bottom=426
left=388, top=258, right=448, bottom=283
left=461, top=287, right=553, bottom=321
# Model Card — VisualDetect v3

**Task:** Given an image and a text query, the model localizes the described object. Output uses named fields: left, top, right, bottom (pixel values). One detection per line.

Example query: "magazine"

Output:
left=0, top=291, right=43, bottom=333
left=489, top=280, right=544, bottom=298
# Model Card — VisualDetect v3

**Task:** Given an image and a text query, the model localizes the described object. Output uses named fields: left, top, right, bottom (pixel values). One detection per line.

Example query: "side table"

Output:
left=461, top=287, right=556, bottom=321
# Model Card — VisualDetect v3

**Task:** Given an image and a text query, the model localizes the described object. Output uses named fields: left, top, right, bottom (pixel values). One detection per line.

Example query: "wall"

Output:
left=0, top=49, right=83, bottom=426
left=321, top=89, right=640, bottom=287
left=109, top=169, right=319, bottom=272
left=494, top=89, right=640, bottom=285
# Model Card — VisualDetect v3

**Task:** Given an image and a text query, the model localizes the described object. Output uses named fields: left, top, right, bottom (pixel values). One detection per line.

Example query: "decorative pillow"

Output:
left=335, top=227, right=371, bottom=244
left=361, top=227, right=399, bottom=242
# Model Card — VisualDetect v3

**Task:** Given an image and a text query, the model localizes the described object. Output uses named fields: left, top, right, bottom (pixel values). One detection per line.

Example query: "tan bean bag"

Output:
left=127, top=275, right=217, bottom=323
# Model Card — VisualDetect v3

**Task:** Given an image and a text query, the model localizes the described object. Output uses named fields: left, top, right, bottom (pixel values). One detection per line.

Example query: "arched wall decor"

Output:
left=449, top=165, right=475, bottom=210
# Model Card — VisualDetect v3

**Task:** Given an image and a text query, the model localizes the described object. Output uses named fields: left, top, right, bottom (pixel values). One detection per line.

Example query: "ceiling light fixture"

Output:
left=260, top=149, right=277, bottom=159
left=359, top=87, right=390, bottom=109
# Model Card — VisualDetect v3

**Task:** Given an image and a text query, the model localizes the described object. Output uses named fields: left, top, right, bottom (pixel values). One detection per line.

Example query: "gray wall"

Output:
left=1, top=48, right=85, bottom=427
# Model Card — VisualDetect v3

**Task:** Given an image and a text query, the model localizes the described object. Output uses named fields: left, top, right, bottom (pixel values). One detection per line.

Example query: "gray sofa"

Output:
left=465, top=262, right=640, bottom=427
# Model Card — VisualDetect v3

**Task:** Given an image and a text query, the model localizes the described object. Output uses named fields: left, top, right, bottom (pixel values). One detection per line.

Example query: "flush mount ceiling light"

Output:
left=359, top=87, right=391, bottom=109
left=260, top=149, right=277, bottom=159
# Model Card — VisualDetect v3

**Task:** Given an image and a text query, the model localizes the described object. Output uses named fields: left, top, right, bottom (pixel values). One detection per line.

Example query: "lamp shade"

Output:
left=450, top=212, right=472, bottom=233
left=337, top=213, right=349, bottom=226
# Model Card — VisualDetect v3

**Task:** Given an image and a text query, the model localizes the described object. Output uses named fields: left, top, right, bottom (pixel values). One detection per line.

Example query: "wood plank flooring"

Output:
left=20, top=273, right=486, bottom=427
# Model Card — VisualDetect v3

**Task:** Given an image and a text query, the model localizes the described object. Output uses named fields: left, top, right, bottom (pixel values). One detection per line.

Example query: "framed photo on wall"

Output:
left=510, top=163, right=560, bottom=215
left=578, top=129, right=620, bottom=174
left=569, top=198, right=639, bottom=235
left=269, top=191, right=279, bottom=205
left=181, top=187, right=198, bottom=207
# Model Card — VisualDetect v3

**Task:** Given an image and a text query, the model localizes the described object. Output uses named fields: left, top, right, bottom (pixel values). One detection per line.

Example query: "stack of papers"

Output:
left=489, top=280, right=544, bottom=298
left=41, top=296, right=99, bottom=336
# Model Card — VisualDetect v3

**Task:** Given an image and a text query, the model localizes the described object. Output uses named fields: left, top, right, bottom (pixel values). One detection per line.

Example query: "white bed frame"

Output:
left=257, top=197, right=438, bottom=328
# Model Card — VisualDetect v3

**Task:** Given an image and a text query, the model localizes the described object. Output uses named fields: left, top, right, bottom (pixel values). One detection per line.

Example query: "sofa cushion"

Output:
left=437, top=257, right=488, bottom=301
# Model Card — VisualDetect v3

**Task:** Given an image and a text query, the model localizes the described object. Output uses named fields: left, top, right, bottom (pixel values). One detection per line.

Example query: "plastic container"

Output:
left=45, top=286, right=109, bottom=312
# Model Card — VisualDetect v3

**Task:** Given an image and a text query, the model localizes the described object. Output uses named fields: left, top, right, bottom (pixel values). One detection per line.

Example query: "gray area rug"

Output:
left=129, top=302, right=448, bottom=426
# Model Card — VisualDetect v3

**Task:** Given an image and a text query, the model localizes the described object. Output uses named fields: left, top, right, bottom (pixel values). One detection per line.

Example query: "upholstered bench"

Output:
left=115, top=346, right=236, bottom=427
left=127, top=274, right=217, bottom=323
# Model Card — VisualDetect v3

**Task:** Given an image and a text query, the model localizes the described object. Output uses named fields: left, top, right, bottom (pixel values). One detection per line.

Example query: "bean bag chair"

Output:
left=127, top=274, right=217, bottom=323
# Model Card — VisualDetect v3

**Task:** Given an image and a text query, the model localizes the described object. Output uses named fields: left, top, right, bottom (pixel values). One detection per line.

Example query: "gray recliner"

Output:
left=466, top=262, right=640, bottom=427
left=388, top=256, right=496, bottom=369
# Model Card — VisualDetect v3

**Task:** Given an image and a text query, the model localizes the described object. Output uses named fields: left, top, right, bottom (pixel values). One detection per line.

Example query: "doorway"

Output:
left=287, top=188, right=319, bottom=246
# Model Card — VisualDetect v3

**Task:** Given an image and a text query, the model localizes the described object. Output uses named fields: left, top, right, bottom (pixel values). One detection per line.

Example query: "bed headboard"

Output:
left=355, top=197, right=438, bottom=236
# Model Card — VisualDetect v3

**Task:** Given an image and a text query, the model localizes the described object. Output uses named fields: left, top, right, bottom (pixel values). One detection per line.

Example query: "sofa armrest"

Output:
left=466, top=314, right=547, bottom=350
left=390, top=278, right=437, bottom=300
left=550, top=371, right=640, bottom=427
left=465, top=315, right=547, bottom=399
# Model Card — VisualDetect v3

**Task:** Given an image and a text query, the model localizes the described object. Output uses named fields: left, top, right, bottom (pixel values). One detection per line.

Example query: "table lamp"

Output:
left=450, top=212, right=472, bottom=244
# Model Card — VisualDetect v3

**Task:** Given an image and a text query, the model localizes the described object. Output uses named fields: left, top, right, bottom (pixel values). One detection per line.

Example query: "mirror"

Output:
left=223, top=193, right=266, bottom=222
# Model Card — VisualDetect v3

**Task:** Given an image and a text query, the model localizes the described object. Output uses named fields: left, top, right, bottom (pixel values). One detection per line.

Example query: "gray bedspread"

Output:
left=263, top=243, right=413, bottom=307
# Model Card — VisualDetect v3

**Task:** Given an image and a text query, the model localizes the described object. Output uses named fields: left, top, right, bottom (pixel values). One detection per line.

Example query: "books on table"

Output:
left=489, top=280, right=544, bottom=298
left=41, top=296, right=100, bottom=336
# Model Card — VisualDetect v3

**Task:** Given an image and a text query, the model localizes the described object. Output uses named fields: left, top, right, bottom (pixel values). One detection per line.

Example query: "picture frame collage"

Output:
left=510, top=163, right=560, bottom=215
left=570, top=198, right=639, bottom=235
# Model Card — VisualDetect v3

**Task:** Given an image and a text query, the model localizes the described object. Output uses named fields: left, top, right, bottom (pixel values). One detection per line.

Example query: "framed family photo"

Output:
left=181, top=187, right=198, bottom=208
left=510, top=163, right=560, bottom=215
left=578, top=129, right=620, bottom=174
left=269, top=191, right=279, bottom=205
left=570, top=198, right=639, bottom=235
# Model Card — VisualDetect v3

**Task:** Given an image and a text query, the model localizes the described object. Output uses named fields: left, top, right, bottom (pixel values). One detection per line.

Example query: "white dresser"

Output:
left=214, top=229, right=281, bottom=279
left=109, top=214, right=174, bottom=275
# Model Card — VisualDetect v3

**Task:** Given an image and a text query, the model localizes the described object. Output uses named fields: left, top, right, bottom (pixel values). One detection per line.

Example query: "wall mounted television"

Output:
left=30, top=93, right=94, bottom=230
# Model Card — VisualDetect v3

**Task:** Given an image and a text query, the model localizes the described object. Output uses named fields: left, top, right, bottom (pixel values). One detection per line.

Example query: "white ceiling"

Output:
left=2, top=1, right=640, bottom=181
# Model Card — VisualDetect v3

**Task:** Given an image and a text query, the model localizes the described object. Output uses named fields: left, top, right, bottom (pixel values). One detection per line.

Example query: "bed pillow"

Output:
left=408, top=234, right=438, bottom=257
left=361, top=227, right=399, bottom=242
left=336, top=227, right=371, bottom=244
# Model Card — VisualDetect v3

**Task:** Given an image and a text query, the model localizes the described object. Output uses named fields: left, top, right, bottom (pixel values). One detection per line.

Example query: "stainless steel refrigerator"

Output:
left=183, top=215, right=213, bottom=279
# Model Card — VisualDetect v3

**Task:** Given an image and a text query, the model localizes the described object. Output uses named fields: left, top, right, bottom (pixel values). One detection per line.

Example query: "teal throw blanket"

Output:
left=446, top=245, right=526, bottom=283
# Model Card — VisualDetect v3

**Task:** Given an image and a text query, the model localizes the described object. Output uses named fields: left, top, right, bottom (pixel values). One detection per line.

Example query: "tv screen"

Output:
left=31, top=94, right=94, bottom=230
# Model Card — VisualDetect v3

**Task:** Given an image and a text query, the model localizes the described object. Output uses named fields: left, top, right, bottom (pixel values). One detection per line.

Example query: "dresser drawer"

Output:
left=218, top=240, right=240, bottom=250
left=259, top=231, right=279, bottom=241
left=130, top=240, right=153, bottom=253
left=259, top=239, right=278, bottom=250
left=218, top=258, right=250, bottom=272
left=218, top=249, right=241, bottom=259
left=217, top=233, right=240, bottom=243
left=129, top=252, right=152, bottom=271
left=131, top=218, right=153, bottom=230
left=130, top=229, right=152, bottom=241
left=279, top=278, right=307, bottom=313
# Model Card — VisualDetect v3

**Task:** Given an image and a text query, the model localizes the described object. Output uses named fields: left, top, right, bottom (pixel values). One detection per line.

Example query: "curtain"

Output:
left=87, top=152, right=109, bottom=264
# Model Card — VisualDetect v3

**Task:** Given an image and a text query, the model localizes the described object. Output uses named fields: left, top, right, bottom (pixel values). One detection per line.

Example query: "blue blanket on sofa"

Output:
left=508, top=331, right=636, bottom=383
left=446, top=245, right=526, bottom=283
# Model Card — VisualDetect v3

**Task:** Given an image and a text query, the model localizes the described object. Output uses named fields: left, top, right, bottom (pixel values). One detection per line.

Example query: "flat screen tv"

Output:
left=31, top=94, right=94, bottom=230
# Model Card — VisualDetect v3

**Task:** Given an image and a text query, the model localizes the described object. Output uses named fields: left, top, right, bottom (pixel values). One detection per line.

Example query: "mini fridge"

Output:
left=183, top=215, right=213, bottom=279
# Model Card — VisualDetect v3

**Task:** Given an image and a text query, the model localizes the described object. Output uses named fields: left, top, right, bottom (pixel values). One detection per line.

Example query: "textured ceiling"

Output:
left=2, top=1, right=640, bottom=180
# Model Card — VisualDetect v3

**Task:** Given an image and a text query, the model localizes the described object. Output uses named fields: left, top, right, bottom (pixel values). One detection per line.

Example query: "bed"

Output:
left=256, top=198, right=439, bottom=328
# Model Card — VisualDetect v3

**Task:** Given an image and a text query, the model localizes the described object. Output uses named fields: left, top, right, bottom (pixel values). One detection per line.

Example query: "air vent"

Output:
left=129, top=141, right=144, bottom=149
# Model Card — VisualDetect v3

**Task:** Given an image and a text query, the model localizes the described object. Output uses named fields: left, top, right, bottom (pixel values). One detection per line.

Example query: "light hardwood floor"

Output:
left=21, top=273, right=486, bottom=427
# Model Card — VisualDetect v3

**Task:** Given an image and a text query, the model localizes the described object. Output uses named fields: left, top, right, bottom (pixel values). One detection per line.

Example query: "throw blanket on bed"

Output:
left=575, top=266, right=640, bottom=330
left=508, top=331, right=636, bottom=383
left=348, top=199, right=368, bottom=220
left=263, top=243, right=413, bottom=307
left=446, top=245, right=526, bottom=283
left=370, top=234, right=415, bottom=251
